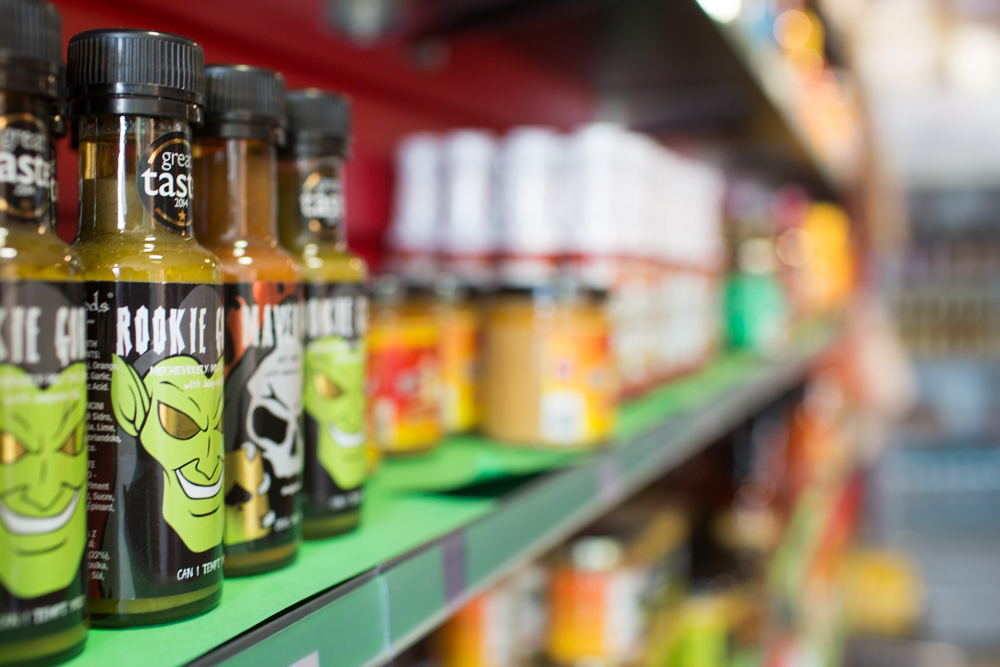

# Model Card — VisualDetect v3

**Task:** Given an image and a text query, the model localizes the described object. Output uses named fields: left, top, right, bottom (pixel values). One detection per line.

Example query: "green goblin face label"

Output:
left=111, top=355, right=224, bottom=553
left=0, top=363, right=86, bottom=599
left=304, top=337, right=366, bottom=490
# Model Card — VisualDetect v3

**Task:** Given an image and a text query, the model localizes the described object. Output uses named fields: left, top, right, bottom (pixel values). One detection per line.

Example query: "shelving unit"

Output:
left=712, top=19, right=844, bottom=195
left=471, top=0, right=850, bottom=196
left=37, top=1, right=857, bottom=664
left=68, top=323, right=835, bottom=667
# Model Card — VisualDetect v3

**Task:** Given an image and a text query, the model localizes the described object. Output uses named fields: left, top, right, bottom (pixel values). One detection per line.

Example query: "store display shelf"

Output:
left=69, top=324, right=835, bottom=667
left=709, top=17, right=844, bottom=195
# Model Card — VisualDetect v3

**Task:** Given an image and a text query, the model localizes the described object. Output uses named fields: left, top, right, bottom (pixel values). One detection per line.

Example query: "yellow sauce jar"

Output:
left=481, top=282, right=617, bottom=448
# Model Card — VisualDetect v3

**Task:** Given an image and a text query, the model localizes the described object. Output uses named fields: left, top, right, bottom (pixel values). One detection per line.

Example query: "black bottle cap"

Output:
left=0, top=0, right=64, bottom=105
left=199, top=64, right=286, bottom=143
left=284, top=88, right=351, bottom=157
left=66, top=29, right=205, bottom=125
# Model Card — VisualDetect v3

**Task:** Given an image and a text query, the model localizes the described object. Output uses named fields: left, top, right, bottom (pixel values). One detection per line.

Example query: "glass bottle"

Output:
left=277, top=90, right=368, bottom=539
left=0, top=1, right=89, bottom=664
left=68, top=29, right=224, bottom=626
left=193, top=65, right=303, bottom=576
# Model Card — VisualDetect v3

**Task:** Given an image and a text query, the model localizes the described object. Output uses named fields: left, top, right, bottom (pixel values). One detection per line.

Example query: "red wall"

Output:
left=51, top=0, right=596, bottom=264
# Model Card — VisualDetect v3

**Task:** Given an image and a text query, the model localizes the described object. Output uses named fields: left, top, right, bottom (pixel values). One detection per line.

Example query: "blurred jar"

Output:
left=435, top=274, right=482, bottom=434
left=481, top=280, right=617, bottom=448
left=546, top=537, right=643, bottom=667
left=367, top=275, right=442, bottom=454
left=434, top=585, right=515, bottom=667
left=433, top=564, right=550, bottom=667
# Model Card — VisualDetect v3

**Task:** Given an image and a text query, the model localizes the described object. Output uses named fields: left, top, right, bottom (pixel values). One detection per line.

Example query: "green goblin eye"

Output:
left=0, top=432, right=25, bottom=464
left=158, top=402, right=201, bottom=440
left=314, top=373, right=343, bottom=399
left=60, top=427, right=83, bottom=456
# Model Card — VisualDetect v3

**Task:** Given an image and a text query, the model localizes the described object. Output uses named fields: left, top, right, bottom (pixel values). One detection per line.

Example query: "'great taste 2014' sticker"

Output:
left=135, top=131, right=193, bottom=233
left=0, top=112, right=54, bottom=223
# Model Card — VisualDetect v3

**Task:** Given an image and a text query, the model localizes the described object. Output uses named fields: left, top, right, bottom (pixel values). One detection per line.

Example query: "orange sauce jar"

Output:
left=367, top=276, right=442, bottom=454
left=435, top=277, right=482, bottom=434
left=547, top=537, right=640, bottom=666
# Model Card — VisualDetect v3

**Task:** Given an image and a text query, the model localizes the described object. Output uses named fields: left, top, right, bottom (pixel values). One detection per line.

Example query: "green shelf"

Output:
left=68, top=324, right=835, bottom=667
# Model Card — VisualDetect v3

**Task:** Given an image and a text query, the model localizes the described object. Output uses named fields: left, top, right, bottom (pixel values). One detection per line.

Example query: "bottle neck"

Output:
left=277, top=152, right=347, bottom=252
left=76, top=114, right=194, bottom=241
left=0, top=89, right=59, bottom=237
left=193, top=136, right=278, bottom=245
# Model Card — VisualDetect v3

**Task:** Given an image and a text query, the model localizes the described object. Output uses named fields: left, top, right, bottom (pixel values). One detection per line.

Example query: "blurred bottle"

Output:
left=388, top=133, right=440, bottom=286
left=439, top=130, right=498, bottom=289
left=493, top=127, right=567, bottom=287
left=724, top=181, right=790, bottom=356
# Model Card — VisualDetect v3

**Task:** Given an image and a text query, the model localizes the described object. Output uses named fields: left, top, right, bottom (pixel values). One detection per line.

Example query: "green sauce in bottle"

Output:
left=278, top=90, right=368, bottom=539
left=0, top=1, right=89, bottom=664
left=67, top=29, right=224, bottom=627
left=193, top=65, right=303, bottom=576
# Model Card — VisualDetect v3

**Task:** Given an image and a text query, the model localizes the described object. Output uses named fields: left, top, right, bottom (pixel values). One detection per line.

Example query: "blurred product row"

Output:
left=0, top=0, right=856, bottom=665
left=394, top=350, right=912, bottom=667
left=373, top=128, right=855, bottom=458
left=887, top=240, right=1000, bottom=358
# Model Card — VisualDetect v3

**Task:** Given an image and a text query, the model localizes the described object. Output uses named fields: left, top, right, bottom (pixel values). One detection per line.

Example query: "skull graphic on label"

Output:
left=221, top=282, right=303, bottom=549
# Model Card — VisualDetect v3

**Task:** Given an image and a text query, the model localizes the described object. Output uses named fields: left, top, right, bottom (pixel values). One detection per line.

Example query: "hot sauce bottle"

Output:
left=68, top=29, right=225, bottom=626
left=193, top=65, right=303, bottom=575
left=0, top=2, right=89, bottom=664
left=277, top=90, right=368, bottom=539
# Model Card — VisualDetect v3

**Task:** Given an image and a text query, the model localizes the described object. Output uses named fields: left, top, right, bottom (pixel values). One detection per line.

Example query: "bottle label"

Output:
left=136, top=131, right=193, bottom=233
left=0, top=113, right=54, bottom=223
left=0, top=281, right=87, bottom=640
left=222, top=282, right=303, bottom=551
left=301, top=283, right=368, bottom=518
left=298, top=166, right=344, bottom=232
left=86, top=282, right=225, bottom=601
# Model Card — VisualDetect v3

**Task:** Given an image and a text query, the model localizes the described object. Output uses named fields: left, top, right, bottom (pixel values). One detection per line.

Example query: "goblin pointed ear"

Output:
left=111, top=354, right=150, bottom=437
